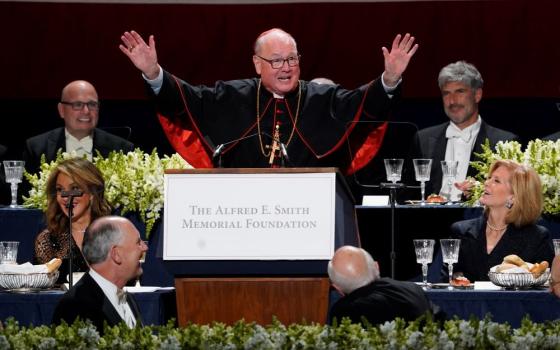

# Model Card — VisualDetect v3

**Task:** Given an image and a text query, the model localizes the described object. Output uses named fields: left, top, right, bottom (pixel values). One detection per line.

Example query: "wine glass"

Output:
left=3, top=160, right=25, bottom=208
left=384, top=159, right=404, bottom=183
left=413, top=159, right=432, bottom=204
left=440, top=160, right=458, bottom=202
left=440, top=239, right=461, bottom=287
left=413, top=239, right=435, bottom=288
left=135, top=240, right=148, bottom=287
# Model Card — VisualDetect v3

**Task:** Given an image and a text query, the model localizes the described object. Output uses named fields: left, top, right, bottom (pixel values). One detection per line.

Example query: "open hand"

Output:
left=119, top=30, right=160, bottom=79
left=381, top=33, right=418, bottom=86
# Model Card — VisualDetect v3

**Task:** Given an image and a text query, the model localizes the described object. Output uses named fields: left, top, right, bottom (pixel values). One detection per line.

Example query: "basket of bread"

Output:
left=0, top=258, right=61, bottom=290
left=488, top=254, right=549, bottom=289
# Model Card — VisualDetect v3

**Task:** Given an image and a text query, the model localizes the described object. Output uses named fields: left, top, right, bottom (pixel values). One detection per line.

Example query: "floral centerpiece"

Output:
left=24, top=149, right=192, bottom=236
left=2, top=316, right=560, bottom=349
left=468, top=139, right=560, bottom=216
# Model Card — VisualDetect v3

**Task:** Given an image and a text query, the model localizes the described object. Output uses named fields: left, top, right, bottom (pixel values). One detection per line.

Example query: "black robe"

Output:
left=153, top=71, right=398, bottom=172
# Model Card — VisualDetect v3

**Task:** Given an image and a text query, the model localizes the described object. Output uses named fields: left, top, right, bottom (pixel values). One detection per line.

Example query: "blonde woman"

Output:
left=450, top=160, right=554, bottom=281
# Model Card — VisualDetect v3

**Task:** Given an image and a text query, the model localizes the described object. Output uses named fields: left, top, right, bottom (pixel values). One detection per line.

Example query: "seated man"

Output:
left=410, top=61, right=518, bottom=200
left=328, top=245, right=438, bottom=325
left=52, top=216, right=148, bottom=332
left=23, top=80, right=134, bottom=176
left=550, top=254, right=560, bottom=298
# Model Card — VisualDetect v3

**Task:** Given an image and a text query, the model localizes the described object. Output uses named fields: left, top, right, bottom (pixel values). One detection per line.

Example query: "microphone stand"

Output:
left=379, top=182, right=405, bottom=279
left=360, top=182, right=412, bottom=279
left=61, top=190, right=83, bottom=289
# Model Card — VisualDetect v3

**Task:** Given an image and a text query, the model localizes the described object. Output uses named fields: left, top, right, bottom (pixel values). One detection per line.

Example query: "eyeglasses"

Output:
left=61, top=101, right=100, bottom=111
left=256, top=54, right=301, bottom=69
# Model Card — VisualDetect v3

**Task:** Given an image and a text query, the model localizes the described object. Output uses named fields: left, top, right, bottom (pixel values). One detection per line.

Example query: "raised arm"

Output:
left=119, top=30, right=160, bottom=80
left=381, top=33, right=419, bottom=87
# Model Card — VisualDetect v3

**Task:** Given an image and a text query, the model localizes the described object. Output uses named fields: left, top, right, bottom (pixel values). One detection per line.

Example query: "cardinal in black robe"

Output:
left=119, top=28, right=418, bottom=173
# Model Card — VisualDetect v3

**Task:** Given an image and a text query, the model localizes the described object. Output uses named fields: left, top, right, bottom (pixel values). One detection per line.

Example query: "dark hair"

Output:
left=45, top=158, right=112, bottom=235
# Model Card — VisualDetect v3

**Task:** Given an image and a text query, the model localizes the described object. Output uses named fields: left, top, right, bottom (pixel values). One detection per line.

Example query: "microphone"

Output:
left=211, top=132, right=265, bottom=168
left=279, top=142, right=291, bottom=166
left=60, top=189, right=84, bottom=198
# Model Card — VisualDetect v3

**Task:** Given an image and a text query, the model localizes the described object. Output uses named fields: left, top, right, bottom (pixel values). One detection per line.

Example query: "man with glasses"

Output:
left=23, top=80, right=134, bottom=176
left=119, top=28, right=417, bottom=171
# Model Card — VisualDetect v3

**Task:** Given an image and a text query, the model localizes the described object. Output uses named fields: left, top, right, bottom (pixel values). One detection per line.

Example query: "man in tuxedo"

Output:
left=410, top=61, right=518, bottom=200
left=328, top=246, right=437, bottom=325
left=23, top=80, right=134, bottom=176
left=52, top=216, right=148, bottom=332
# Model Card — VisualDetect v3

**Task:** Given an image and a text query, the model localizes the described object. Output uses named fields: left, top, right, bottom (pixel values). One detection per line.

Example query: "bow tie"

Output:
left=116, top=288, right=127, bottom=304
left=445, top=125, right=472, bottom=143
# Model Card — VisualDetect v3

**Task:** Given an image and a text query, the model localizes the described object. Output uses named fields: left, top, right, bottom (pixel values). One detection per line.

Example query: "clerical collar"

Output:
left=260, top=80, right=301, bottom=100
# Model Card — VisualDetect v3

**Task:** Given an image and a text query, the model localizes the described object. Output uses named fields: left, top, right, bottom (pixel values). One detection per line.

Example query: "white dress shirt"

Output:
left=65, top=129, right=93, bottom=161
left=88, top=269, right=136, bottom=328
left=441, top=116, right=482, bottom=200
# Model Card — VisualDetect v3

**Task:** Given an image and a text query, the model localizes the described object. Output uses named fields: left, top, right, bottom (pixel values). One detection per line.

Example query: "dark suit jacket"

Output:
left=329, top=277, right=436, bottom=325
left=543, top=131, right=560, bottom=141
left=23, top=127, right=134, bottom=176
left=52, top=272, right=143, bottom=333
left=410, top=120, right=519, bottom=196
left=449, top=216, right=554, bottom=282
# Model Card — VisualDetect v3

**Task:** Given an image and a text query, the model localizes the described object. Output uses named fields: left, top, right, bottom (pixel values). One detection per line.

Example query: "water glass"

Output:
left=440, top=160, right=459, bottom=202
left=413, top=159, right=432, bottom=204
left=553, top=239, right=560, bottom=256
left=0, top=241, right=19, bottom=264
left=440, top=239, right=461, bottom=287
left=413, top=239, right=435, bottom=288
left=384, top=159, right=404, bottom=183
left=3, top=160, right=25, bottom=208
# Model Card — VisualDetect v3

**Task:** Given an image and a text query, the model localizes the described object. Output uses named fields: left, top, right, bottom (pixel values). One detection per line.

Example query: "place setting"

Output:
left=0, top=242, right=62, bottom=293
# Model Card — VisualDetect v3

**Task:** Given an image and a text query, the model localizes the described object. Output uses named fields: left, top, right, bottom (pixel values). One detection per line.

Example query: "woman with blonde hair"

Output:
left=35, top=158, right=112, bottom=281
left=449, top=159, right=554, bottom=281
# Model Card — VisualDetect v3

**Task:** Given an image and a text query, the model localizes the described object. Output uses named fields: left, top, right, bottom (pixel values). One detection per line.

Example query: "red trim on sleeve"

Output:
left=345, top=122, right=388, bottom=176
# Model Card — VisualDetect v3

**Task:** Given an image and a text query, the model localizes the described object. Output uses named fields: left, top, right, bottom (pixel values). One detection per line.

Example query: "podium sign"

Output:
left=163, top=171, right=336, bottom=260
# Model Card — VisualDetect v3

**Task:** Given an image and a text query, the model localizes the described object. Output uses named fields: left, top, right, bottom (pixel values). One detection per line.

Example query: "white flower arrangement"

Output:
left=23, top=149, right=192, bottom=236
left=468, top=139, right=560, bottom=216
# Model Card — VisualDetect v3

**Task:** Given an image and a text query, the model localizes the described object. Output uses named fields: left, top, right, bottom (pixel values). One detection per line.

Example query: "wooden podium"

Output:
left=162, top=168, right=359, bottom=326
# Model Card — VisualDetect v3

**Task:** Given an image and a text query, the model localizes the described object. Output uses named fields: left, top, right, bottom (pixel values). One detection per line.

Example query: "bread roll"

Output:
left=496, top=263, right=519, bottom=272
left=529, top=261, right=549, bottom=278
left=46, top=258, right=62, bottom=273
left=503, top=254, right=527, bottom=267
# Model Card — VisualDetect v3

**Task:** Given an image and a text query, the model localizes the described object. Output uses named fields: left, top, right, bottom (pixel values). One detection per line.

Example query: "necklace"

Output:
left=486, top=221, right=507, bottom=231
left=256, top=79, right=302, bottom=157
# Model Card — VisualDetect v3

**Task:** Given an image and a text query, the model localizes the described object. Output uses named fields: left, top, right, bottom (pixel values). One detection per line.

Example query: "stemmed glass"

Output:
left=440, top=160, right=458, bottom=202
left=384, top=159, right=404, bottom=184
left=3, top=161, right=25, bottom=208
left=413, top=159, right=432, bottom=204
left=413, top=239, right=435, bottom=288
left=135, top=240, right=148, bottom=287
left=440, top=239, right=461, bottom=287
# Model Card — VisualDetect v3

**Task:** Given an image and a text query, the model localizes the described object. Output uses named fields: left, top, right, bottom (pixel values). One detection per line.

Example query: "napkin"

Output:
left=0, top=262, right=49, bottom=274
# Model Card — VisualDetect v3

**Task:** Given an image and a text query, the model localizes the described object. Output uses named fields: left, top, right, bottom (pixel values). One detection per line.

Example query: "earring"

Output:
left=505, top=198, right=513, bottom=209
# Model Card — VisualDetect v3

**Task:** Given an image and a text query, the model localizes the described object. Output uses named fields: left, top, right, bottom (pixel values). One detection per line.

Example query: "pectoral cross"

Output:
left=267, top=123, right=281, bottom=165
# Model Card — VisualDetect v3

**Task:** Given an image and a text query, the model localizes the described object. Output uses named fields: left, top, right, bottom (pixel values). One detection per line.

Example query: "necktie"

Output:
left=445, top=125, right=472, bottom=143
left=116, top=288, right=127, bottom=304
